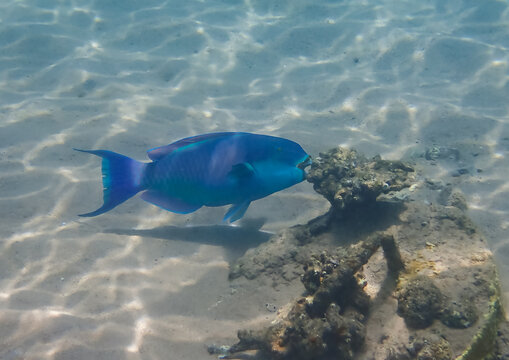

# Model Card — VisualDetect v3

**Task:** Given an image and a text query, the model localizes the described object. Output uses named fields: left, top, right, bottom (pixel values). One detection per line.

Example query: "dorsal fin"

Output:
left=147, top=132, right=239, bottom=161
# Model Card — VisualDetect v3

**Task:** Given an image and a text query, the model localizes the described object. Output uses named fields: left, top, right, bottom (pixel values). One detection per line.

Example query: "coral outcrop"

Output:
left=208, top=147, right=502, bottom=360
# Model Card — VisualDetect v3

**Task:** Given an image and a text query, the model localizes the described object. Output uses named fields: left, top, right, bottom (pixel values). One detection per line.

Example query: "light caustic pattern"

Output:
left=0, top=0, right=508, bottom=359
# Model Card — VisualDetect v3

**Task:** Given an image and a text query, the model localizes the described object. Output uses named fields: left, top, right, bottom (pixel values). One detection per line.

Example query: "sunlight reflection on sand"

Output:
left=0, top=0, right=508, bottom=359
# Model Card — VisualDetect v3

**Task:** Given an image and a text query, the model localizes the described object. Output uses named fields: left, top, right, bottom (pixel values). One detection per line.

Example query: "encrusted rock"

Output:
left=440, top=299, right=478, bottom=329
left=307, top=147, right=415, bottom=212
left=211, top=146, right=503, bottom=360
left=213, top=234, right=400, bottom=360
left=447, top=190, right=468, bottom=211
left=415, top=336, right=452, bottom=360
left=425, top=146, right=460, bottom=161
left=397, top=276, right=444, bottom=329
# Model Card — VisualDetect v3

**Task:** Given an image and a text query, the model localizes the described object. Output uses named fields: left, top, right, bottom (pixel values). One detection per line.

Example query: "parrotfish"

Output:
left=75, top=132, right=311, bottom=223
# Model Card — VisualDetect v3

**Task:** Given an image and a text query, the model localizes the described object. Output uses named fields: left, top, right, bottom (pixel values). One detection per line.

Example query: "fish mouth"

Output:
left=297, top=155, right=312, bottom=170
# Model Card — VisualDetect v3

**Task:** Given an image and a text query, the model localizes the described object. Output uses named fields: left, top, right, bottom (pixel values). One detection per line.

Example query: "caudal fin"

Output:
left=74, top=149, right=146, bottom=217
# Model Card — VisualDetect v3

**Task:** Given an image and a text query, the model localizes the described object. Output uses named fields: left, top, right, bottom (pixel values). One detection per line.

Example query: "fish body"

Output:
left=75, top=132, right=311, bottom=222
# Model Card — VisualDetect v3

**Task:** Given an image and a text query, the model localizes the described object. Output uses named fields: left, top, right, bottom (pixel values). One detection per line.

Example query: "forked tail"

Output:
left=74, top=149, right=147, bottom=217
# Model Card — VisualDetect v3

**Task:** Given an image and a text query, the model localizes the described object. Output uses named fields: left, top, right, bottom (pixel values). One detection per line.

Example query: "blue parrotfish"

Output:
left=75, top=132, right=311, bottom=223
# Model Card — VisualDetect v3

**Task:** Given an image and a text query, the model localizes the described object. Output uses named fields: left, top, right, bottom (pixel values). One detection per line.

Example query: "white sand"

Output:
left=0, top=0, right=508, bottom=359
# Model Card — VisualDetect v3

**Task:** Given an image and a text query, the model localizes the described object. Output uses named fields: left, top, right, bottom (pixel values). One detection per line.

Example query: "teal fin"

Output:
left=223, top=201, right=251, bottom=223
left=141, top=190, right=201, bottom=214
left=74, top=149, right=146, bottom=217
left=228, top=162, right=255, bottom=179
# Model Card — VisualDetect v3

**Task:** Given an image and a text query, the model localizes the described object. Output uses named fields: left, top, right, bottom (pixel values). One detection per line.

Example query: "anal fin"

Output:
left=141, top=190, right=201, bottom=214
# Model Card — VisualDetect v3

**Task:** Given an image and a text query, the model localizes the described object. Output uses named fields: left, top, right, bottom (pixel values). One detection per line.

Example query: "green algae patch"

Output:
left=456, top=279, right=503, bottom=360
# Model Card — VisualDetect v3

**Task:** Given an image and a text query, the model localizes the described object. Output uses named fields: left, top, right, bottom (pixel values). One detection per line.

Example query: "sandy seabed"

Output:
left=0, top=0, right=508, bottom=359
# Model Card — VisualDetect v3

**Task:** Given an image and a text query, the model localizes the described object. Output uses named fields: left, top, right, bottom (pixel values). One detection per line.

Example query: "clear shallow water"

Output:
left=0, top=0, right=508, bottom=359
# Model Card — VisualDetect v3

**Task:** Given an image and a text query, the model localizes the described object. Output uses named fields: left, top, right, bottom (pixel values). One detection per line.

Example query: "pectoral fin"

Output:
left=228, top=162, right=255, bottom=179
left=223, top=201, right=251, bottom=223
left=141, top=190, right=201, bottom=214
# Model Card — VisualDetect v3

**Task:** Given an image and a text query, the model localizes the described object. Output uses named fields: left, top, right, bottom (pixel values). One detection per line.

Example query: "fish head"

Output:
left=249, top=137, right=312, bottom=196
left=267, top=137, right=311, bottom=179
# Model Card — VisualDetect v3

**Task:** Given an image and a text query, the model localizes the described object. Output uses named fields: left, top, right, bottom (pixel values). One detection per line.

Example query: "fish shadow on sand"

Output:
left=105, top=219, right=272, bottom=262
